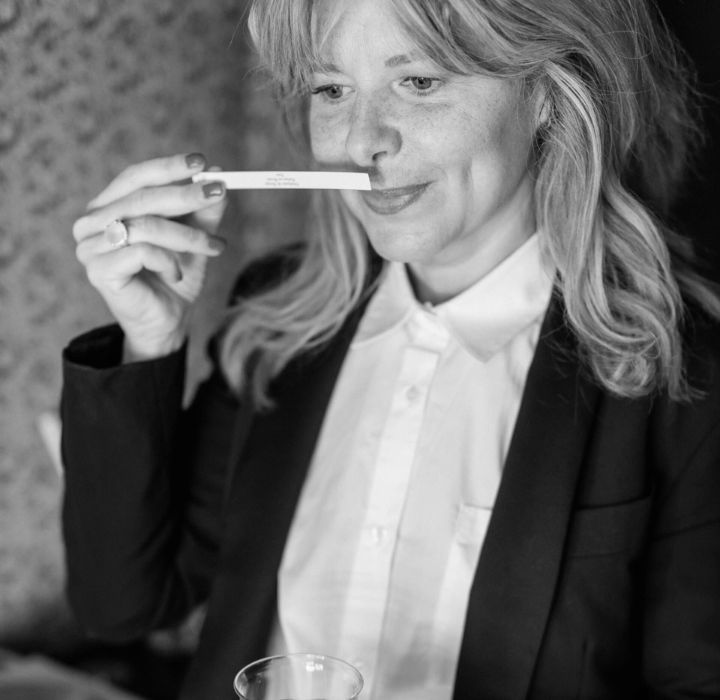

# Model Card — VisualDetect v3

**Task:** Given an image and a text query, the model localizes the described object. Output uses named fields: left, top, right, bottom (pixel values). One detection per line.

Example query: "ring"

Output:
left=104, top=219, right=130, bottom=248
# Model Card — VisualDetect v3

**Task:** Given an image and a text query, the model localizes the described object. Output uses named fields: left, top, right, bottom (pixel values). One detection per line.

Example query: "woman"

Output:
left=62, top=0, right=720, bottom=698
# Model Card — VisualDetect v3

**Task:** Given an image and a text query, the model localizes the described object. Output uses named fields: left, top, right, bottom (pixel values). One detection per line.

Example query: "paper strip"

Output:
left=192, top=171, right=371, bottom=190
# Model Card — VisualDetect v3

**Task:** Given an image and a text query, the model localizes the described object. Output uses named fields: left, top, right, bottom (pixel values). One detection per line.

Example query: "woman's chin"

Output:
left=364, top=227, right=438, bottom=265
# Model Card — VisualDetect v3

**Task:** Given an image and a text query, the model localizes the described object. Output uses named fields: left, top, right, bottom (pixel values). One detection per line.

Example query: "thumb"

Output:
left=194, top=197, right=228, bottom=234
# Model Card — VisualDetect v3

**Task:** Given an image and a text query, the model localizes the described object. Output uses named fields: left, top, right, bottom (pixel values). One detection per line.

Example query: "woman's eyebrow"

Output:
left=385, top=51, right=427, bottom=68
left=313, top=52, right=423, bottom=73
left=385, top=54, right=413, bottom=68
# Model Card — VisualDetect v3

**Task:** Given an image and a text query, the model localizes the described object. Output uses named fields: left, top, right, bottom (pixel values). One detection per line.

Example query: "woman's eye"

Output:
left=402, top=76, right=440, bottom=95
left=311, top=84, right=346, bottom=101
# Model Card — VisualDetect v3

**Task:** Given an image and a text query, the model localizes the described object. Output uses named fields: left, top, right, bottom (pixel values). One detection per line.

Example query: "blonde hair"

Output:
left=221, top=0, right=720, bottom=407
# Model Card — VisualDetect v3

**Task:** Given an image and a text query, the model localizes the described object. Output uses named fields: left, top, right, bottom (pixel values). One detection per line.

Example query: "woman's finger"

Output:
left=75, top=216, right=226, bottom=264
left=190, top=196, right=229, bottom=234
left=73, top=180, right=226, bottom=242
left=85, top=243, right=183, bottom=293
left=87, top=152, right=208, bottom=210
left=190, top=164, right=229, bottom=234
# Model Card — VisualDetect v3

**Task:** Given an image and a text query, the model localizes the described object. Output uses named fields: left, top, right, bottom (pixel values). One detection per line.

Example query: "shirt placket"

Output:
left=338, top=314, right=446, bottom=693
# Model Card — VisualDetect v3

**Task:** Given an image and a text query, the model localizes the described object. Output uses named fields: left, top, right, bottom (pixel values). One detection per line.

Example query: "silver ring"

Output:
left=104, top=219, right=130, bottom=248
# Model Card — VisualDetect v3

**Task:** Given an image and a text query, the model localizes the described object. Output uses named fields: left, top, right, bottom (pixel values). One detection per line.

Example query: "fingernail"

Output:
left=207, top=235, right=227, bottom=253
left=202, top=182, right=225, bottom=198
left=186, top=152, right=206, bottom=169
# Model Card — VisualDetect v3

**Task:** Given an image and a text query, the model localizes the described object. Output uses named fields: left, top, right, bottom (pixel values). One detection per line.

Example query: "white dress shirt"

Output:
left=267, top=234, right=555, bottom=699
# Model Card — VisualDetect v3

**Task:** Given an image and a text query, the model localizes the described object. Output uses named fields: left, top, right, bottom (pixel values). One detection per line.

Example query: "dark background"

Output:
left=658, top=0, right=720, bottom=280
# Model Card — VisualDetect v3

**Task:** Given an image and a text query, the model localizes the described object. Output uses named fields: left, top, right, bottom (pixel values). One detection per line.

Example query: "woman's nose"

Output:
left=344, top=97, right=401, bottom=167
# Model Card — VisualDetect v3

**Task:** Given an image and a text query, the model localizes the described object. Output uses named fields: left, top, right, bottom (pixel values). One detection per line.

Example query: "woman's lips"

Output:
left=361, top=182, right=430, bottom=215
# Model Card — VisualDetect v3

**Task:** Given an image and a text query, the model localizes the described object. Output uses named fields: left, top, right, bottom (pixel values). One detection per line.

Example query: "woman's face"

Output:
left=309, top=0, right=539, bottom=298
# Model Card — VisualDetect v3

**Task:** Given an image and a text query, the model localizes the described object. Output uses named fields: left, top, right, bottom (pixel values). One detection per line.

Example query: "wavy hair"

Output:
left=220, top=0, right=720, bottom=407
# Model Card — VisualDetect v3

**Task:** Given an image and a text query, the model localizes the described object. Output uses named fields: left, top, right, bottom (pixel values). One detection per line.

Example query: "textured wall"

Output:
left=0, top=0, right=306, bottom=653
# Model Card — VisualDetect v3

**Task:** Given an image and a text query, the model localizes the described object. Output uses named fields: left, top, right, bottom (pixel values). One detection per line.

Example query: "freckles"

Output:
left=456, top=94, right=529, bottom=165
left=309, top=110, right=347, bottom=160
left=402, top=104, right=464, bottom=159
left=433, top=110, right=489, bottom=165
left=459, top=78, right=528, bottom=143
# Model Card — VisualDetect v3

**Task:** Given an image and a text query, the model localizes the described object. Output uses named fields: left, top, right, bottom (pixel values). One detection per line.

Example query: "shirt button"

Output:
left=405, top=385, right=421, bottom=402
left=368, top=526, right=386, bottom=546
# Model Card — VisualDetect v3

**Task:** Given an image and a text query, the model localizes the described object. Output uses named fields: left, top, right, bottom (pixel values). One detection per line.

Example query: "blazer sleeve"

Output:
left=60, top=247, right=306, bottom=643
left=61, top=323, right=243, bottom=642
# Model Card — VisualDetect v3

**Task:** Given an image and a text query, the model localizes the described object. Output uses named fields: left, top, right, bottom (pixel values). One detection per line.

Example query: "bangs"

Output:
left=247, top=0, right=316, bottom=97
left=390, top=0, right=499, bottom=75
left=249, top=0, right=535, bottom=100
left=391, top=0, right=541, bottom=78
left=248, top=0, right=359, bottom=98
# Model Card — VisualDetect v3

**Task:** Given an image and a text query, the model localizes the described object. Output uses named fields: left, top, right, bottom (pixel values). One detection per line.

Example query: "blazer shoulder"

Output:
left=682, top=306, right=720, bottom=400
left=650, top=308, right=720, bottom=461
left=204, top=243, right=307, bottom=382
left=228, top=243, right=306, bottom=304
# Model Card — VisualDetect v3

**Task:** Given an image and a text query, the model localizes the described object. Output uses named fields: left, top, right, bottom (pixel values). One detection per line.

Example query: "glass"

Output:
left=233, top=653, right=364, bottom=700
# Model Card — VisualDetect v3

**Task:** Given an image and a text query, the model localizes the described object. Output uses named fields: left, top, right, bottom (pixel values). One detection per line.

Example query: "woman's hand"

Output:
left=73, top=153, right=228, bottom=362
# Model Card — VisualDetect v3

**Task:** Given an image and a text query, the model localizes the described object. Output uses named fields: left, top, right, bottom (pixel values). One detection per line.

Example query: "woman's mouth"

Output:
left=361, top=182, right=430, bottom=215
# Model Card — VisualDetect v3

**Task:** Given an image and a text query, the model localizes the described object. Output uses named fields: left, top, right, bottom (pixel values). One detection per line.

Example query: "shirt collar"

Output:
left=355, top=234, right=555, bottom=361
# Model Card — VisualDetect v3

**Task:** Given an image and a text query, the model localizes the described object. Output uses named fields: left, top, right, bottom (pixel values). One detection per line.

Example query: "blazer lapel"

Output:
left=453, top=298, right=600, bottom=700
left=182, top=310, right=365, bottom=699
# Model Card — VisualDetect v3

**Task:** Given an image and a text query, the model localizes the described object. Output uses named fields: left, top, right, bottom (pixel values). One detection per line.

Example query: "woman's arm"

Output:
left=61, top=324, right=241, bottom=642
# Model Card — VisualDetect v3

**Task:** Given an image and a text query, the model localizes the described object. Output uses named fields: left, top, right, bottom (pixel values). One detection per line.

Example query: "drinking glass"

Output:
left=233, top=653, right=363, bottom=700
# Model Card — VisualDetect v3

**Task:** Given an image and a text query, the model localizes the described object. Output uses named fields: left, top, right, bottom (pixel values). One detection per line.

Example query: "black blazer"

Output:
left=61, top=286, right=720, bottom=699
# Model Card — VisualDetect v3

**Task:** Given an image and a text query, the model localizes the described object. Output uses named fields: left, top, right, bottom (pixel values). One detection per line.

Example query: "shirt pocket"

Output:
left=565, top=494, right=653, bottom=558
left=455, top=502, right=493, bottom=546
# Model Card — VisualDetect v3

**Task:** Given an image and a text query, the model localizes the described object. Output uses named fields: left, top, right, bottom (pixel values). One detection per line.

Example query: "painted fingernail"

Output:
left=185, top=152, right=206, bottom=169
left=202, top=182, right=225, bottom=198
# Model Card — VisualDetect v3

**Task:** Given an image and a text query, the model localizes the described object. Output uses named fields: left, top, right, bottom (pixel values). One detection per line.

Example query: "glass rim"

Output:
left=233, top=652, right=364, bottom=699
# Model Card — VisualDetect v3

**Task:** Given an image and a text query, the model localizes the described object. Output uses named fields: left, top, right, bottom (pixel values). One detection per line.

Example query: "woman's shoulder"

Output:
left=683, top=303, right=720, bottom=390
left=651, top=305, right=720, bottom=448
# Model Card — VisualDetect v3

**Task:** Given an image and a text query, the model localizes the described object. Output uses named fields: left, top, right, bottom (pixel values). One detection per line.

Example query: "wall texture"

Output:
left=0, top=0, right=306, bottom=653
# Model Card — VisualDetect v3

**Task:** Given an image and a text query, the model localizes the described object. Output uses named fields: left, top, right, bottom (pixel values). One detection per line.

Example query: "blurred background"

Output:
left=0, top=1, right=308, bottom=696
left=0, top=0, right=717, bottom=698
